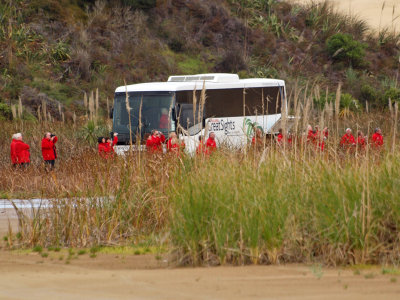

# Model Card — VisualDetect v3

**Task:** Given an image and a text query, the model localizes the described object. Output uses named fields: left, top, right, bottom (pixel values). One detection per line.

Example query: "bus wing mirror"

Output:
left=171, top=107, right=176, bottom=121
left=176, top=103, right=205, bottom=129
left=178, top=104, right=192, bottom=129
left=109, top=107, right=114, bottom=119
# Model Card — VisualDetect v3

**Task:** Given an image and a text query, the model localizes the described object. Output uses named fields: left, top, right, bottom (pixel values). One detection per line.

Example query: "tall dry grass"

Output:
left=1, top=84, right=399, bottom=266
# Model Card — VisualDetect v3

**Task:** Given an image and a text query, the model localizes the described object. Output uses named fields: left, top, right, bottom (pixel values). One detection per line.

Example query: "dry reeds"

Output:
left=1, top=93, right=399, bottom=267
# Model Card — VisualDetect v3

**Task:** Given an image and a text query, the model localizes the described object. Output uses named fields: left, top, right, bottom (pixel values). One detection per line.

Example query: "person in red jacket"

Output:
left=306, top=125, right=316, bottom=143
left=252, top=128, right=264, bottom=150
left=371, top=128, right=384, bottom=149
left=166, top=132, right=177, bottom=151
left=196, top=136, right=209, bottom=156
left=276, top=128, right=284, bottom=144
left=146, top=130, right=165, bottom=153
left=287, top=132, right=293, bottom=148
left=159, top=108, right=169, bottom=129
left=98, top=137, right=108, bottom=158
left=340, top=128, right=356, bottom=151
left=42, top=132, right=58, bottom=168
left=105, top=133, right=118, bottom=158
left=169, top=136, right=185, bottom=157
left=11, top=133, right=30, bottom=167
left=316, top=127, right=329, bottom=152
left=206, top=132, right=217, bottom=153
left=357, top=130, right=366, bottom=151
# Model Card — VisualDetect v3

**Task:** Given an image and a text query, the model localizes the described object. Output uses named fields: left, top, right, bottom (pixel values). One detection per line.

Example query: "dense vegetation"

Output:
left=1, top=84, right=399, bottom=266
left=1, top=0, right=400, bottom=121
left=1, top=0, right=400, bottom=267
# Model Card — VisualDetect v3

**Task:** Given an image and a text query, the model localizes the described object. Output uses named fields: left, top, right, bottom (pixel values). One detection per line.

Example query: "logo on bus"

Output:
left=243, top=118, right=263, bottom=139
left=208, top=119, right=236, bottom=135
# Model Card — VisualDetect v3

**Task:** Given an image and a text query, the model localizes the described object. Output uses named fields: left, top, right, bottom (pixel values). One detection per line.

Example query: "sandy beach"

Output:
left=1, top=251, right=399, bottom=300
left=1, top=207, right=399, bottom=300
left=294, top=0, right=400, bottom=32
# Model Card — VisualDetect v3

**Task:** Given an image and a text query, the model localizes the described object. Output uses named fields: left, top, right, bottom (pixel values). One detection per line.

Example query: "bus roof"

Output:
left=115, top=73, right=285, bottom=93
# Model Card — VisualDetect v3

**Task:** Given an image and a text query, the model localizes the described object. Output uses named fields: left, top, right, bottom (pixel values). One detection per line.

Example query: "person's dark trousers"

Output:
left=44, top=160, right=55, bottom=169
left=14, top=163, right=29, bottom=168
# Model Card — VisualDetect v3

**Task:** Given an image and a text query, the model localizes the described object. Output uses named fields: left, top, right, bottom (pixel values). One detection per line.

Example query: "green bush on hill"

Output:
left=383, top=87, right=400, bottom=105
left=0, top=102, right=12, bottom=121
left=120, top=0, right=156, bottom=9
left=326, top=33, right=366, bottom=67
left=360, top=84, right=378, bottom=104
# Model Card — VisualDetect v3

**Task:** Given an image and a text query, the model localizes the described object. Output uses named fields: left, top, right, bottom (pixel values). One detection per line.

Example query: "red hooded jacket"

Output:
left=99, top=136, right=118, bottom=159
left=196, top=142, right=209, bottom=156
left=146, top=133, right=165, bottom=152
left=307, top=130, right=317, bottom=143
left=167, top=138, right=185, bottom=157
left=357, top=136, right=366, bottom=149
left=340, top=133, right=356, bottom=147
left=206, top=138, right=216, bottom=152
left=42, top=136, right=58, bottom=161
left=372, top=133, right=383, bottom=148
left=98, top=143, right=108, bottom=158
left=277, top=133, right=284, bottom=143
left=159, top=114, right=169, bottom=129
left=12, top=140, right=30, bottom=164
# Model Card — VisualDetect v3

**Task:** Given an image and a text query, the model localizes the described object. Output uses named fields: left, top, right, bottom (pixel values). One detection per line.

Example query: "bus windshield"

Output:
left=113, top=91, right=174, bottom=139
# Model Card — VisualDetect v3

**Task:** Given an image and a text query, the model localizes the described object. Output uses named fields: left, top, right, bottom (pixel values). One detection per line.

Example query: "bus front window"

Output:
left=113, top=92, right=174, bottom=140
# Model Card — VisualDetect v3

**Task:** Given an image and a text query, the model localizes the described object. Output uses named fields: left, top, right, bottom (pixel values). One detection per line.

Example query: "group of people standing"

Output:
left=340, top=127, right=384, bottom=150
left=251, top=125, right=384, bottom=153
left=98, top=133, right=118, bottom=159
left=96, top=129, right=218, bottom=158
left=10, top=125, right=385, bottom=167
left=145, top=130, right=217, bottom=156
left=10, top=132, right=58, bottom=168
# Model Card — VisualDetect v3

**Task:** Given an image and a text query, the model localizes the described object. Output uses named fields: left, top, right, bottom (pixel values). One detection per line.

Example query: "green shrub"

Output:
left=339, top=93, right=360, bottom=118
left=0, top=102, right=12, bottom=120
left=50, top=41, right=70, bottom=62
left=326, top=33, right=366, bottom=67
left=79, top=120, right=108, bottom=146
left=383, top=88, right=400, bottom=104
left=33, top=245, right=43, bottom=253
left=360, top=84, right=378, bottom=103
left=313, top=92, right=335, bottom=110
left=120, top=0, right=156, bottom=9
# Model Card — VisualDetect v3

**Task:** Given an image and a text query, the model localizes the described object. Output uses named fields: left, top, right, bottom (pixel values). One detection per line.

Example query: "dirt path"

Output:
left=0, top=251, right=399, bottom=300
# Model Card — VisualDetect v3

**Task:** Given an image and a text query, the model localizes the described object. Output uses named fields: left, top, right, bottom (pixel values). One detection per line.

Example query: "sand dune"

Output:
left=294, top=0, right=400, bottom=32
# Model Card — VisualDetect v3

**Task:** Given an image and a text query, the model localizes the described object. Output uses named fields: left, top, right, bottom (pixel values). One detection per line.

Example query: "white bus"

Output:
left=112, top=73, right=287, bottom=154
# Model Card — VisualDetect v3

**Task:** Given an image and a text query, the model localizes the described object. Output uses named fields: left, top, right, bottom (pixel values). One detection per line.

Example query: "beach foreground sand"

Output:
left=1, top=204, right=400, bottom=299
left=1, top=250, right=400, bottom=300
left=293, top=0, right=400, bottom=32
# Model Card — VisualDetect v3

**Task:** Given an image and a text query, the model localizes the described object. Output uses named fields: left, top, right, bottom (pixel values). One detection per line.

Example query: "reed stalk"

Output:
left=124, top=80, right=133, bottom=151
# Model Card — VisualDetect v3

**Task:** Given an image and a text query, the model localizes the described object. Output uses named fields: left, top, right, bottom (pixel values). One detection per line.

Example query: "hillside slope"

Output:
left=0, top=0, right=399, bottom=120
